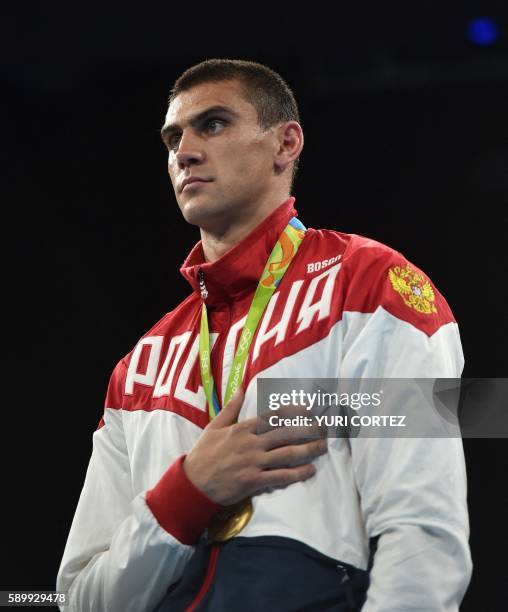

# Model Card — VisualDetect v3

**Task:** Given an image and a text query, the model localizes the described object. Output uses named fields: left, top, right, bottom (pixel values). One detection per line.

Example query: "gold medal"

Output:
left=207, top=497, right=253, bottom=542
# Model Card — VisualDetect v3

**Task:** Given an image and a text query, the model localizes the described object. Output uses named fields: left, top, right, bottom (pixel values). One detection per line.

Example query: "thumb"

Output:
left=208, top=388, right=244, bottom=429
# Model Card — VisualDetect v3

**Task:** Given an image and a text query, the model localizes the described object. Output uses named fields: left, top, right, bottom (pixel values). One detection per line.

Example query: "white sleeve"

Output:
left=56, top=406, right=194, bottom=612
left=340, top=305, right=472, bottom=611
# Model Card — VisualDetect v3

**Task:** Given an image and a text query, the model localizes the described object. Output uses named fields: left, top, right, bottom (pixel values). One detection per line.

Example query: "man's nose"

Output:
left=175, top=130, right=204, bottom=168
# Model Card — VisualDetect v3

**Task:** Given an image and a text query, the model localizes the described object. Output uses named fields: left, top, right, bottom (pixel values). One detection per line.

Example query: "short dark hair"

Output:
left=169, top=59, right=302, bottom=189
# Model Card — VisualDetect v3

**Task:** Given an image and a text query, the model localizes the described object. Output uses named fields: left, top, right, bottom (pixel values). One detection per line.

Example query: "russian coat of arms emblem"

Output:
left=388, top=264, right=438, bottom=315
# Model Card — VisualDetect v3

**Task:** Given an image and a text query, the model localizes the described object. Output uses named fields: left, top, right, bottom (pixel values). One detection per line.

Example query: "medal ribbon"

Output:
left=199, top=217, right=307, bottom=420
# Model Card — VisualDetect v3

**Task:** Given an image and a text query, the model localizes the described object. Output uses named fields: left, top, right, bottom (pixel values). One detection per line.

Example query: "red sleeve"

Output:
left=146, top=455, right=223, bottom=545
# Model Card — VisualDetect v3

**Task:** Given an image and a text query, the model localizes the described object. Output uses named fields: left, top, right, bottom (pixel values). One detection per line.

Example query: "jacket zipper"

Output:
left=185, top=270, right=221, bottom=610
left=198, top=268, right=208, bottom=300
left=185, top=544, right=220, bottom=611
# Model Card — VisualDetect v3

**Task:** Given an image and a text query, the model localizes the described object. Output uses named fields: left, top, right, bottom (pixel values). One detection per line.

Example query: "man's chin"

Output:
left=179, top=196, right=222, bottom=227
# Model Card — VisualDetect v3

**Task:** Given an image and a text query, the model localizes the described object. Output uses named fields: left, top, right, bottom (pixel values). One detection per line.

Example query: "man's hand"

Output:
left=183, top=389, right=328, bottom=505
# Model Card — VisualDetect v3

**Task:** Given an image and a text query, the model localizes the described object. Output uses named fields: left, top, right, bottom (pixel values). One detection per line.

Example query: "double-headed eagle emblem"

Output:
left=388, top=264, right=438, bottom=315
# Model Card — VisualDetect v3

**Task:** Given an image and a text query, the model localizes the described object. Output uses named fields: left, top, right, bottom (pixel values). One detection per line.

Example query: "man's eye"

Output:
left=205, top=119, right=225, bottom=133
left=168, top=134, right=181, bottom=150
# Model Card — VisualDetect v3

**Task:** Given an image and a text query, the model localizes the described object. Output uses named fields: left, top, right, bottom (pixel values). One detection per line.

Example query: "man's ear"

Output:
left=273, top=121, right=304, bottom=174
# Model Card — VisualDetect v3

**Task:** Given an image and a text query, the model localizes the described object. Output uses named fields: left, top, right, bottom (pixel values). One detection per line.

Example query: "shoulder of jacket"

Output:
left=326, top=231, right=457, bottom=337
left=303, top=228, right=392, bottom=256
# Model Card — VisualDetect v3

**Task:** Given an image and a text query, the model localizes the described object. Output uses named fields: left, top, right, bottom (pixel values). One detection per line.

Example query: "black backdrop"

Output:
left=3, top=2, right=508, bottom=610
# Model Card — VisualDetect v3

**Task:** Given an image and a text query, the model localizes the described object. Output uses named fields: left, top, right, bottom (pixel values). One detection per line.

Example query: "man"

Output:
left=57, top=59, right=472, bottom=611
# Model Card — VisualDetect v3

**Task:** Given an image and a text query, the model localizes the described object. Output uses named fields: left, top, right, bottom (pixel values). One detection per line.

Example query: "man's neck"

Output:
left=200, top=193, right=290, bottom=263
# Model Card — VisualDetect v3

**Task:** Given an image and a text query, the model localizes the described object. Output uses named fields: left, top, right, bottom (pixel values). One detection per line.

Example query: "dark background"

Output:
left=2, top=1, right=507, bottom=610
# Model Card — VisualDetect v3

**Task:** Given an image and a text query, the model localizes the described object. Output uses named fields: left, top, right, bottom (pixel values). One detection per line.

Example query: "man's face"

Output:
left=162, top=79, right=280, bottom=228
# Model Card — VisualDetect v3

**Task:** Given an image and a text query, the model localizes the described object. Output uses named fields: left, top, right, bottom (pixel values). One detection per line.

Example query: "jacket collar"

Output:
left=180, top=197, right=298, bottom=306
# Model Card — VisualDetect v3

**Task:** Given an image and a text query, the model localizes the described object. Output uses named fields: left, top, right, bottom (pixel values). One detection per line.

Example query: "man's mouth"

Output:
left=180, top=177, right=213, bottom=193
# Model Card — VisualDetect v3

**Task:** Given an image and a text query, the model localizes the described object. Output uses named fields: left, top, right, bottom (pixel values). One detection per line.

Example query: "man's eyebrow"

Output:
left=160, top=105, right=238, bottom=139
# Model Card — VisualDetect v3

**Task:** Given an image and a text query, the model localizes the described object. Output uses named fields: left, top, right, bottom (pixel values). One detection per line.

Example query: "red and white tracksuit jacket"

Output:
left=57, top=197, right=472, bottom=611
